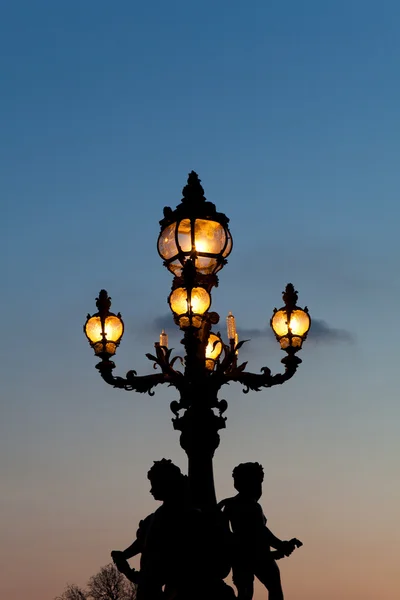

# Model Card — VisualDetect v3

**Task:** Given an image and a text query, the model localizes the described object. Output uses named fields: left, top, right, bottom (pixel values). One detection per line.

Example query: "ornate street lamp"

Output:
left=168, top=284, right=211, bottom=329
left=84, top=171, right=311, bottom=508
left=157, top=170, right=232, bottom=277
left=84, top=290, right=124, bottom=359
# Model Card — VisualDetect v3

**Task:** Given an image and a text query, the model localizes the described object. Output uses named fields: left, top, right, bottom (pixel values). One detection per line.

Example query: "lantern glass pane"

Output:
left=105, top=341, right=117, bottom=355
left=85, top=316, right=103, bottom=343
left=177, top=219, right=192, bottom=252
left=93, top=341, right=104, bottom=355
left=206, top=334, right=223, bottom=361
left=179, top=316, right=190, bottom=328
left=271, top=310, right=289, bottom=337
left=190, top=287, right=211, bottom=315
left=289, top=310, right=310, bottom=337
left=205, top=359, right=215, bottom=371
left=170, top=288, right=189, bottom=316
left=280, top=336, right=290, bottom=349
left=223, top=229, right=233, bottom=258
left=194, top=219, right=226, bottom=254
left=158, top=223, right=178, bottom=260
left=104, top=315, right=124, bottom=342
left=195, top=256, right=219, bottom=275
left=167, top=260, right=183, bottom=276
left=191, top=315, right=202, bottom=328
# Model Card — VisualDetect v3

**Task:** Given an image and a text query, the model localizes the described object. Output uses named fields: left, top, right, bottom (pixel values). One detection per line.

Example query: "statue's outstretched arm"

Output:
left=265, top=529, right=302, bottom=556
left=121, top=538, right=142, bottom=559
left=264, top=526, right=285, bottom=550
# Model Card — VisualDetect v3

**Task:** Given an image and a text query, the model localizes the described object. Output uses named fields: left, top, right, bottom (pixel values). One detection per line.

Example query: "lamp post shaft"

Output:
left=174, top=397, right=224, bottom=509
left=187, top=441, right=217, bottom=507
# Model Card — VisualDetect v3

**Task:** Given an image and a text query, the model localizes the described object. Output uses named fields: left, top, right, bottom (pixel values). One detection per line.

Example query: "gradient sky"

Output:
left=1, top=2, right=400, bottom=599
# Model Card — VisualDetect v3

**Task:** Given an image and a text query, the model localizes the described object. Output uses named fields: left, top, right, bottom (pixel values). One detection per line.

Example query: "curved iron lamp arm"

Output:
left=95, top=343, right=185, bottom=396
left=214, top=353, right=301, bottom=394
left=96, top=361, right=172, bottom=395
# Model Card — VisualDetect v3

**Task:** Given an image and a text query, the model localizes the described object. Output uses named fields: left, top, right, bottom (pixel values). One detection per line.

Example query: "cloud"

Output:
left=238, top=318, right=354, bottom=344
left=153, top=314, right=177, bottom=334
left=149, top=314, right=354, bottom=344
left=306, top=319, right=354, bottom=343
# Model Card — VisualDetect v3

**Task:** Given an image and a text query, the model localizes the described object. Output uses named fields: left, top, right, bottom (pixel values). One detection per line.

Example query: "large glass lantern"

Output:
left=84, top=290, right=124, bottom=358
left=158, top=171, right=232, bottom=276
left=270, top=283, right=311, bottom=352
left=168, top=286, right=211, bottom=329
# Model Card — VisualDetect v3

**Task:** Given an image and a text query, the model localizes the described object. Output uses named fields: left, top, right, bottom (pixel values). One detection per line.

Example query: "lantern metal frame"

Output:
left=157, top=171, right=233, bottom=277
left=271, top=283, right=311, bottom=352
left=84, top=289, right=124, bottom=359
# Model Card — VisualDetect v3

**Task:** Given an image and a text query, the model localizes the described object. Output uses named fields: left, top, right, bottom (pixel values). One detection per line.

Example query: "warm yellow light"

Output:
left=104, top=315, right=124, bottom=342
left=206, top=333, right=223, bottom=361
left=85, top=315, right=124, bottom=344
left=205, top=332, right=223, bottom=371
left=271, top=308, right=311, bottom=350
left=170, top=288, right=188, bottom=315
left=177, top=219, right=192, bottom=252
left=194, top=219, right=226, bottom=254
left=169, top=287, right=211, bottom=316
left=190, top=287, right=211, bottom=314
left=85, top=315, right=103, bottom=343
left=289, top=310, right=310, bottom=337
left=271, top=309, right=310, bottom=339
left=271, top=310, right=289, bottom=337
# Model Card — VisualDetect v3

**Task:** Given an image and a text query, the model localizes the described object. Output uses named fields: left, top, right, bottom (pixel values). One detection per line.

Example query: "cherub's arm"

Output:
left=264, top=527, right=286, bottom=550
left=120, top=538, right=142, bottom=559
left=111, top=538, right=142, bottom=580
left=264, top=528, right=302, bottom=556
left=111, top=515, right=151, bottom=562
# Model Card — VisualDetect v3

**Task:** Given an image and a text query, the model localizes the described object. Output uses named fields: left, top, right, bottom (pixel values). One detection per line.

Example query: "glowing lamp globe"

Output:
left=271, top=284, right=310, bottom=352
left=205, top=332, right=223, bottom=371
left=84, top=290, right=124, bottom=358
left=169, top=286, right=211, bottom=329
left=158, top=171, right=232, bottom=276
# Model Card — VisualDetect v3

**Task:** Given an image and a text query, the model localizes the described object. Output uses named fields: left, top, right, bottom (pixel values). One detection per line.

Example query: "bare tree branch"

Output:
left=55, top=563, right=136, bottom=600
left=55, top=583, right=87, bottom=600
left=87, top=563, right=136, bottom=600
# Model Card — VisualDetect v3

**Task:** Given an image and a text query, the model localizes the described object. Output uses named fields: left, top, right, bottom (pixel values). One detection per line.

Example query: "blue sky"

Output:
left=1, top=2, right=400, bottom=599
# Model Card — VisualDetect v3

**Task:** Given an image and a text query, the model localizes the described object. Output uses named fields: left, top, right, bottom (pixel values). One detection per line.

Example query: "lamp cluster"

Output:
left=84, top=171, right=311, bottom=383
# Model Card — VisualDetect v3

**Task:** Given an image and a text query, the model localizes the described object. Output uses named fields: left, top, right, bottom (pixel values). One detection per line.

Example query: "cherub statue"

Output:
left=111, top=458, right=188, bottom=599
left=218, top=462, right=302, bottom=600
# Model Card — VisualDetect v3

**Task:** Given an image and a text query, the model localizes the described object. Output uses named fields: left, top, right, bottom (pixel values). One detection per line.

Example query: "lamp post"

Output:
left=84, top=171, right=311, bottom=509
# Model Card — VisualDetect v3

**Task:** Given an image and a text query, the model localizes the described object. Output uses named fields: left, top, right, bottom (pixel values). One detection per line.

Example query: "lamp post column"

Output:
left=174, top=398, right=225, bottom=508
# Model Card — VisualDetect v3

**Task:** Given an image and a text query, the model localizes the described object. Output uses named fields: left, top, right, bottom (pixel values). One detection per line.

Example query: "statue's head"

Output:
left=147, top=458, right=187, bottom=501
left=232, top=462, right=264, bottom=500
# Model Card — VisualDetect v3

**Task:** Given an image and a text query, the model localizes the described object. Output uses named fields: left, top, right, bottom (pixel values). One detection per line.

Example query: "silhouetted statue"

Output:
left=219, top=462, right=302, bottom=600
left=111, top=459, right=235, bottom=600
left=111, top=459, right=188, bottom=599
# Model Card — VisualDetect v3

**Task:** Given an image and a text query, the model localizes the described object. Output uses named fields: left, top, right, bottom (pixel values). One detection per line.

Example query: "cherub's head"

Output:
left=147, top=458, right=187, bottom=501
left=232, top=462, right=264, bottom=500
